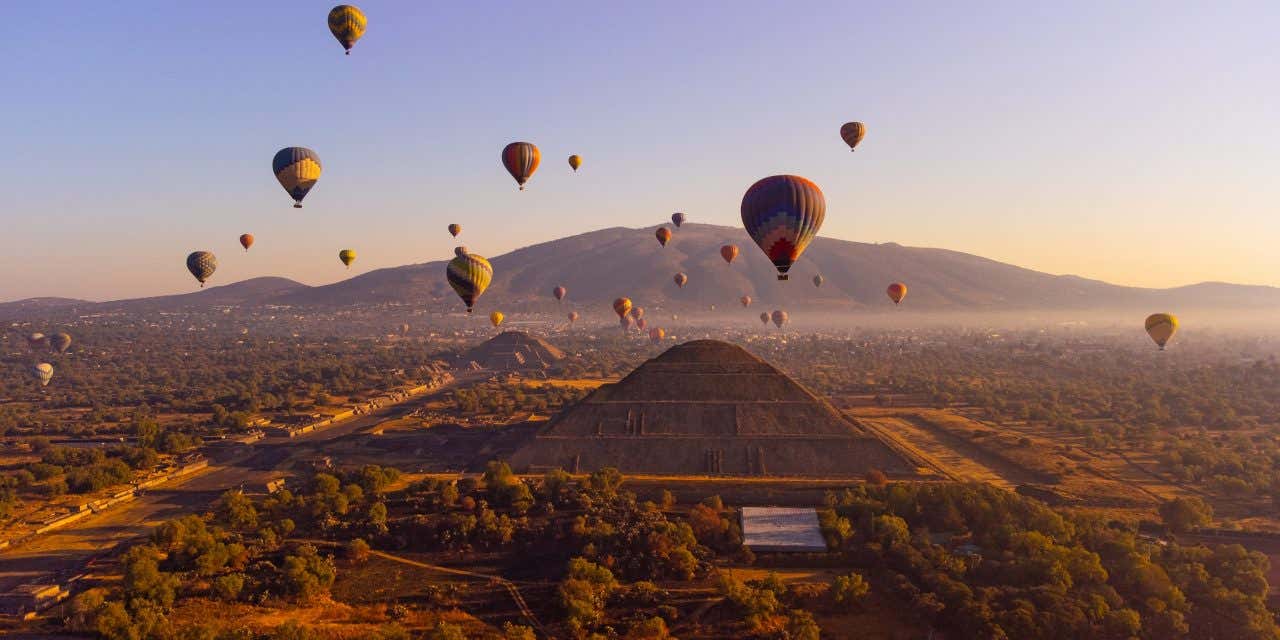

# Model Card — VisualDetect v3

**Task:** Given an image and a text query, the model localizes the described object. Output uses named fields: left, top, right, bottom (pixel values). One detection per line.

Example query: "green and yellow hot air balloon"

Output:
left=1145, top=313, right=1179, bottom=350
left=339, top=249, right=356, bottom=269
left=447, top=249, right=493, bottom=312
left=328, top=5, right=367, bottom=55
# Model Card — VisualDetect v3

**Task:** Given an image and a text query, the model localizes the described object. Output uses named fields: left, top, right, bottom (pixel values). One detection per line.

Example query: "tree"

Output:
left=832, top=572, right=870, bottom=606
left=502, top=622, right=537, bottom=640
left=559, top=557, right=618, bottom=629
left=213, top=573, right=245, bottom=601
left=218, top=489, right=258, bottom=530
left=122, top=545, right=177, bottom=609
left=784, top=609, right=821, bottom=640
left=426, top=621, right=467, bottom=640
left=347, top=538, right=372, bottom=563
left=625, top=616, right=672, bottom=639
left=1159, top=496, right=1213, bottom=533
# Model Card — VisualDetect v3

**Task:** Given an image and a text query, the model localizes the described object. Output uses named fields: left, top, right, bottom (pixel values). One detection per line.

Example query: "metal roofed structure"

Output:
left=740, top=507, right=828, bottom=552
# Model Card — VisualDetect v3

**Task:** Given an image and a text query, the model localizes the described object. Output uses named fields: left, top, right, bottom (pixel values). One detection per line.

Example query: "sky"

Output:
left=2, top=1, right=1277, bottom=301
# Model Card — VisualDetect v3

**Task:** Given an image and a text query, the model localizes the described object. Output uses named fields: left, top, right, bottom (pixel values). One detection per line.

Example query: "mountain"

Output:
left=271, top=223, right=1280, bottom=312
left=5, top=225, right=1279, bottom=314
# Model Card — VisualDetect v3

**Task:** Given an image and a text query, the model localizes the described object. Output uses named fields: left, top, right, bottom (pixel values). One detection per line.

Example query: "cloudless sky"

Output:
left=3, top=1, right=1277, bottom=301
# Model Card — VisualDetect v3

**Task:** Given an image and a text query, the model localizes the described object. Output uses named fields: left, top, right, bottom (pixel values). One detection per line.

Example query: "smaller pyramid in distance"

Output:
left=454, top=331, right=565, bottom=372
left=510, top=340, right=921, bottom=477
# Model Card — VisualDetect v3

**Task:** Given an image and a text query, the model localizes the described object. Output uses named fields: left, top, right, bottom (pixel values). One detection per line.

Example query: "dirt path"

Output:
left=856, top=416, right=1017, bottom=489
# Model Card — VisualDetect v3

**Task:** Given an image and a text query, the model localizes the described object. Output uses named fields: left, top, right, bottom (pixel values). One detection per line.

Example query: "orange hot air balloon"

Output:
left=887, top=282, right=907, bottom=305
left=840, top=121, right=867, bottom=151
left=568, top=155, right=582, bottom=172
left=239, top=234, right=254, bottom=251
left=655, top=227, right=672, bottom=247
left=553, top=286, right=567, bottom=302
left=648, top=327, right=665, bottom=344
left=740, top=295, right=752, bottom=307
left=502, top=142, right=540, bottom=190
left=567, top=311, right=580, bottom=325
left=759, top=312, right=769, bottom=325
left=673, top=272, right=688, bottom=288
left=448, top=223, right=461, bottom=237
left=612, top=297, right=632, bottom=319
left=720, top=244, right=739, bottom=264
left=630, top=306, right=645, bottom=321
left=771, top=310, right=789, bottom=328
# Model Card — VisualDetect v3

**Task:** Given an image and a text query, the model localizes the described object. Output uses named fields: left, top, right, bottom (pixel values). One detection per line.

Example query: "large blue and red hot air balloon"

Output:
left=740, top=175, right=825, bottom=280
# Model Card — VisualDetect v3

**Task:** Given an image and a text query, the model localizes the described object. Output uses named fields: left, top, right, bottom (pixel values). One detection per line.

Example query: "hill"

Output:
left=510, top=340, right=925, bottom=476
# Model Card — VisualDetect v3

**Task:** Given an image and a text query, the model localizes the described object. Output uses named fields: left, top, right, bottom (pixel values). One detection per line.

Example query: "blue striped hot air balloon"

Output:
left=740, top=175, right=825, bottom=280
left=272, top=147, right=322, bottom=208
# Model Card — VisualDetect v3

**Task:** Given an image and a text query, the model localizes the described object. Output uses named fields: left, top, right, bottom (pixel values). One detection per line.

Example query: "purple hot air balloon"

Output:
left=741, top=175, right=825, bottom=280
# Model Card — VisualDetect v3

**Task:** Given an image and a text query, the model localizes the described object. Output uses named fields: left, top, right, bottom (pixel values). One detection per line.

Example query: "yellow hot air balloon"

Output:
left=568, top=155, right=582, bottom=172
left=448, top=223, right=461, bottom=237
left=490, top=311, right=504, bottom=328
left=328, top=5, right=367, bottom=55
left=887, top=282, right=907, bottom=305
left=1145, top=313, right=1179, bottom=350
left=612, top=297, right=632, bottom=319
left=447, top=251, right=493, bottom=312
left=339, top=249, right=356, bottom=269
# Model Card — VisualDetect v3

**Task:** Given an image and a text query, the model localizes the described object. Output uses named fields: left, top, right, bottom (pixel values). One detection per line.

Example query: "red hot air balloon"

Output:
left=655, top=227, right=672, bottom=247
left=887, top=282, right=907, bottom=305
left=612, top=298, right=632, bottom=319
left=502, top=142, right=540, bottom=190
left=568, top=311, right=580, bottom=325
left=771, top=310, right=789, bottom=328
left=720, top=244, right=739, bottom=264
left=240, top=234, right=254, bottom=251
left=673, top=272, right=688, bottom=288
left=740, top=295, right=752, bottom=307
left=741, top=175, right=825, bottom=280
left=553, top=286, right=567, bottom=302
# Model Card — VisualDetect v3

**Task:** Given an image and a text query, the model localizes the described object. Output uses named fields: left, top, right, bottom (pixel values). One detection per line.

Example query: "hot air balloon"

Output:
left=240, top=234, right=254, bottom=251
left=32, top=363, right=53, bottom=387
left=50, top=333, right=71, bottom=354
left=741, top=175, right=825, bottom=280
left=720, top=244, right=739, bottom=264
left=813, top=274, right=824, bottom=288
left=568, top=155, right=582, bottom=172
left=273, top=147, right=322, bottom=208
left=187, top=251, right=217, bottom=287
left=339, top=249, right=356, bottom=269
left=502, top=142, right=540, bottom=190
left=490, top=311, right=504, bottom=328
left=759, top=312, right=769, bottom=325
left=655, top=227, right=672, bottom=247
left=400, top=323, right=410, bottom=336
left=671, top=212, right=686, bottom=228
left=612, top=298, right=632, bottom=319
left=1145, top=313, right=1179, bottom=350
left=673, top=273, right=688, bottom=288
left=840, top=121, right=866, bottom=151
left=568, top=311, right=580, bottom=325
left=740, top=295, right=752, bottom=307
left=327, top=5, right=367, bottom=55
left=771, top=310, right=789, bottom=328
left=553, top=286, right=567, bottom=302
left=448, top=223, right=461, bottom=238
left=620, top=316, right=633, bottom=332
left=887, top=282, right=907, bottom=305
left=630, top=307, right=645, bottom=321
left=26, top=333, right=46, bottom=350
left=447, top=252, right=493, bottom=313
left=648, top=327, right=665, bottom=344
left=636, top=318, right=647, bottom=332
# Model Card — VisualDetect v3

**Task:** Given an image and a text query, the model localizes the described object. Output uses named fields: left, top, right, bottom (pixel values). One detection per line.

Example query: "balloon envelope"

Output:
left=671, top=212, right=686, bottom=227
left=187, top=251, right=217, bottom=287
left=840, top=121, right=866, bottom=151
left=771, top=310, right=789, bottom=328
left=630, top=306, right=645, bottom=320
left=568, top=311, right=580, bottom=323
left=759, top=312, right=769, bottom=325
left=813, top=274, right=824, bottom=288
left=240, top=234, right=254, bottom=251
left=648, top=327, right=665, bottom=344
left=568, top=155, right=582, bottom=171
left=447, top=253, right=493, bottom=312
left=32, top=363, right=53, bottom=387
left=272, top=147, right=322, bottom=207
left=339, top=249, right=356, bottom=267
left=655, top=227, right=672, bottom=247
left=448, top=223, right=461, bottom=237
left=327, top=5, right=367, bottom=54
left=1145, top=313, right=1179, bottom=350
left=887, top=282, right=907, bottom=304
left=741, top=175, right=825, bottom=280
left=502, top=142, right=540, bottom=190
left=50, top=333, right=72, bottom=354
left=553, top=286, right=567, bottom=301
left=720, top=244, right=739, bottom=264
left=612, top=298, right=632, bottom=319
left=489, top=311, right=504, bottom=327
left=673, top=272, right=688, bottom=288
left=27, top=333, right=46, bottom=350
left=740, top=295, right=752, bottom=307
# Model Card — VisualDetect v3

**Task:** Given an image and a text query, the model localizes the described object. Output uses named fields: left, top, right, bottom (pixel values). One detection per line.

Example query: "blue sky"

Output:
left=3, top=1, right=1277, bottom=300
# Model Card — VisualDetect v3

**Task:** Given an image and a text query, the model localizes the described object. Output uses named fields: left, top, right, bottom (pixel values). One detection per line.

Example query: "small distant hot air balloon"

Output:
left=448, top=223, right=461, bottom=238
left=26, top=333, right=46, bottom=350
left=720, top=244, right=739, bottom=264
left=273, top=147, right=322, bottom=208
left=630, top=307, right=645, bottom=321
left=741, top=175, right=825, bottom=280
left=568, top=311, right=580, bottom=325
left=553, top=286, right=567, bottom=302
left=671, top=212, right=687, bottom=228
left=612, top=298, right=632, bottom=319
left=840, top=122, right=866, bottom=151
left=620, top=316, right=634, bottom=332
left=655, top=227, right=672, bottom=247
left=240, top=234, right=254, bottom=251
left=502, top=142, right=540, bottom=190
left=448, top=252, right=493, bottom=313
left=187, top=251, right=217, bottom=288
left=32, top=363, right=53, bottom=387
left=740, top=295, right=752, bottom=307
left=636, top=318, right=648, bottom=332
left=759, top=312, right=769, bottom=326
left=568, top=155, right=582, bottom=172
left=813, top=274, right=824, bottom=288
left=339, top=249, right=357, bottom=269
left=648, top=327, right=665, bottom=344
left=771, top=310, right=789, bottom=329
left=887, top=282, right=907, bottom=305
left=1145, top=313, right=1179, bottom=350
left=400, top=323, right=410, bottom=336
left=673, top=273, right=688, bottom=288
left=489, top=311, right=504, bottom=328
left=50, top=333, right=72, bottom=354
left=327, top=5, right=367, bottom=55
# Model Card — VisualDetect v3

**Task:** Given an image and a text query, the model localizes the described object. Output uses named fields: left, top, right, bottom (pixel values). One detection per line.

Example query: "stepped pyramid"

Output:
left=454, top=331, right=565, bottom=372
left=510, top=340, right=921, bottom=477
